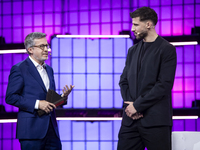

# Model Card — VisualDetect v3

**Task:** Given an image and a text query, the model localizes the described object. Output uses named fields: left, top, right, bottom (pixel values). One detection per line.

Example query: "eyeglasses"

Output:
left=32, top=44, right=50, bottom=50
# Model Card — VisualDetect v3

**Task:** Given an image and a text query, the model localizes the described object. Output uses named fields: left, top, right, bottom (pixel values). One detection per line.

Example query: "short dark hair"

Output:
left=130, top=7, right=158, bottom=26
left=24, top=32, right=46, bottom=54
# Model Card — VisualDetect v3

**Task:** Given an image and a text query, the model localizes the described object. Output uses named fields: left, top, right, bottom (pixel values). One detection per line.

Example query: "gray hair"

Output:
left=24, top=32, right=46, bottom=54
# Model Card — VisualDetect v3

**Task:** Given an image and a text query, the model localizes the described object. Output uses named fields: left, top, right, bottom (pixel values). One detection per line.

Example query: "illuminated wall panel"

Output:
left=54, top=38, right=198, bottom=110
left=51, top=37, right=132, bottom=108
left=58, top=120, right=121, bottom=150
left=171, top=45, right=200, bottom=108
left=51, top=37, right=200, bottom=148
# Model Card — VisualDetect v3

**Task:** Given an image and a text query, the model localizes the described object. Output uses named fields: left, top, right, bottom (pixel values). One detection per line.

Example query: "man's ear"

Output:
left=27, top=47, right=33, bottom=54
left=146, top=21, right=151, bottom=29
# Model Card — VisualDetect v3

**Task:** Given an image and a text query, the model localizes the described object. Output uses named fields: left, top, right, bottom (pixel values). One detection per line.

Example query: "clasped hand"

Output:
left=39, top=84, right=75, bottom=113
left=124, top=101, right=143, bottom=120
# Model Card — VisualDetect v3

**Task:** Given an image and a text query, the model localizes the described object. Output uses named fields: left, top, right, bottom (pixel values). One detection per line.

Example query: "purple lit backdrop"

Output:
left=1, top=0, right=200, bottom=150
left=1, top=0, right=200, bottom=43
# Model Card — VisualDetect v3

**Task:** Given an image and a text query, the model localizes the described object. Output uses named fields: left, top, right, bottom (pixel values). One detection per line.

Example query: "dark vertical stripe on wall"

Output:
left=194, top=0, right=197, bottom=108
left=71, top=121, right=74, bottom=150
left=112, top=39, right=114, bottom=108
left=53, top=0, right=55, bottom=34
left=0, top=1, right=2, bottom=37
left=61, top=0, right=64, bottom=34
left=70, top=121, right=73, bottom=150
left=98, top=122, right=101, bottom=150
left=67, top=0, right=70, bottom=34
left=170, top=0, right=172, bottom=35
left=58, top=38, right=60, bottom=92
left=71, top=39, right=74, bottom=108
left=22, top=0, right=24, bottom=40
left=159, top=0, right=161, bottom=36
left=0, top=124, right=2, bottom=150
left=182, top=0, right=185, bottom=35
left=129, top=0, right=132, bottom=33
left=0, top=0, right=2, bottom=111
left=32, top=0, right=34, bottom=33
left=110, top=0, right=113, bottom=34
left=85, top=39, right=88, bottom=108
left=11, top=0, right=13, bottom=43
left=72, top=38, right=74, bottom=108
left=11, top=53, right=13, bottom=112
left=1, top=55, right=6, bottom=149
left=84, top=122, right=86, bottom=150
left=88, top=0, right=91, bottom=34
left=194, top=0, right=196, bottom=26
left=78, top=0, right=80, bottom=35
left=112, top=121, right=115, bottom=150
left=0, top=0, right=2, bottom=139
left=183, top=120, right=186, bottom=131
left=183, top=46, right=185, bottom=107
left=77, top=0, right=80, bottom=35
left=194, top=46, right=196, bottom=100
left=42, top=0, right=45, bottom=33
left=121, top=0, right=123, bottom=32
left=99, top=39, right=101, bottom=107
left=11, top=54, right=14, bottom=150
left=99, top=0, right=102, bottom=34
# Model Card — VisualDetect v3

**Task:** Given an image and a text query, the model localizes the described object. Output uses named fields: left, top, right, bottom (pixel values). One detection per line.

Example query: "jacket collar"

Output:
left=26, top=57, right=48, bottom=92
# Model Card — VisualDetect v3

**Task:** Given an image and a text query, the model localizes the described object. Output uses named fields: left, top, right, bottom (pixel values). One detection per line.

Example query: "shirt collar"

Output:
left=29, top=56, right=46, bottom=68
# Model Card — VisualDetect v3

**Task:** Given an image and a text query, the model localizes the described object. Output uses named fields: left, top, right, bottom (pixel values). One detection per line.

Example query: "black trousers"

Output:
left=19, top=119, right=61, bottom=150
left=117, top=119, right=172, bottom=150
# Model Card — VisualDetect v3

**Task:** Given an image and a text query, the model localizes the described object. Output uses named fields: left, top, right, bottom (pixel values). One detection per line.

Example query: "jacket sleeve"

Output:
left=119, top=48, right=133, bottom=102
left=5, top=65, right=36, bottom=113
left=133, top=44, right=177, bottom=113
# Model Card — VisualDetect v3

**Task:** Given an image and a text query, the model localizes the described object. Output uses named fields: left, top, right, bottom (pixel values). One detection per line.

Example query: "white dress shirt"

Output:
left=29, top=56, right=50, bottom=109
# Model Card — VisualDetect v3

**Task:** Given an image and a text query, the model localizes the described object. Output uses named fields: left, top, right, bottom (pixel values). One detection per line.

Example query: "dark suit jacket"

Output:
left=6, top=57, right=59, bottom=139
left=119, top=36, right=177, bottom=127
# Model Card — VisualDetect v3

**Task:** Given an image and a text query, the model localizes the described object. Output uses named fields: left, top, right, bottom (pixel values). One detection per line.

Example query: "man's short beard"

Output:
left=136, top=31, right=148, bottom=40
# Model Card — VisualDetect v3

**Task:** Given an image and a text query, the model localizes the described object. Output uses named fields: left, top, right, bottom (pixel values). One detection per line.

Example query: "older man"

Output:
left=6, top=32, right=74, bottom=150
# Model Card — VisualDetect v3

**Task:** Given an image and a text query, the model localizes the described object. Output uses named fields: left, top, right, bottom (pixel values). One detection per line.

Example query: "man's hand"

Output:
left=62, top=85, right=75, bottom=97
left=124, top=101, right=137, bottom=117
left=39, top=100, right=56, bottom=114
left=131, top=113, right=143, bottom=120
left=124, top=101, right=143, bottom=120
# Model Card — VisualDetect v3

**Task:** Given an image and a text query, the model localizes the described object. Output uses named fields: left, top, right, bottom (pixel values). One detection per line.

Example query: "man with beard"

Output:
left=6, top=32, right=74, bottom=150
left=117, top=7, right=177, bottom=150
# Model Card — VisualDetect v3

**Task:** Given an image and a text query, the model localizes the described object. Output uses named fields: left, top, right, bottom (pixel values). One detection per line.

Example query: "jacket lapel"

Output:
left=130, top=40, right=143, bottom=98
left=26, top=57, right=47, bottom=92
left=134, top=40, right=143, bottom=75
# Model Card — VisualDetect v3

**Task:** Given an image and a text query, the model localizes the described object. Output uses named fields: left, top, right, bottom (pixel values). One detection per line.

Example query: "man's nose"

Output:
left=44, top=46, right=48, bottom=52
left=131, top=26, right=135, bottom=32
